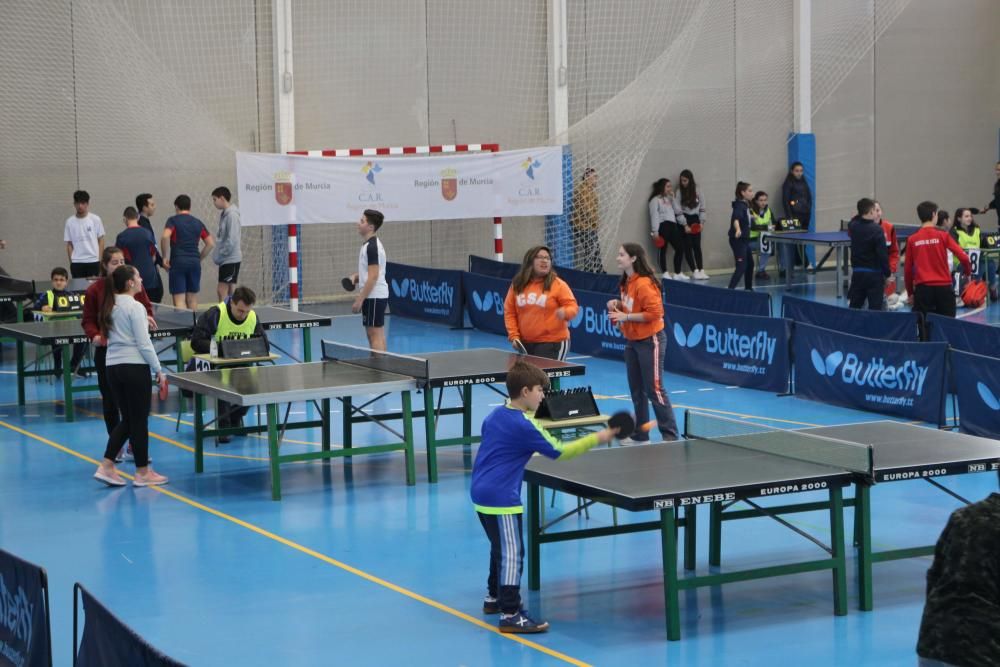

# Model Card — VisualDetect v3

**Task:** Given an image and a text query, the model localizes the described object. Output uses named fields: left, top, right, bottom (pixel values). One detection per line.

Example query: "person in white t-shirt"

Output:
left=64, top=190, right=106, bottom=278
left=349, top=209, right=389, bottom=352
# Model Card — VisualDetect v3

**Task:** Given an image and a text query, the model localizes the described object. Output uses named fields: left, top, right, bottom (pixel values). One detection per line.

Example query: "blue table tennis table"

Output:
left=762, top=224, right=920, bottom=297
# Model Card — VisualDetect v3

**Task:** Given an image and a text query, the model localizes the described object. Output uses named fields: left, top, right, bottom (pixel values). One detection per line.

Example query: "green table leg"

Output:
left=267, top=403, right=281, bottom=500
left=856, top=483, right=873, bottom=611
left=661, top=507, right=681, bottom=641
left=321, top=398, right=331, bottom=452
left=400, top=391, right=416, bottom=485
left=425, top=389, right=438, bottom=483
left=527, top=483, right=541, bottom=590
left=15, top=339, right=25, bottom=406
left=829, top=486, right=848, bottom=616
left=709, top=502, right=723, bottom=567
left=683, top=505, right=697, bottom=571
left=61, top=345, right=74, bottom=422
left=194, top=393, right=205, bottom=473
left=342, top=396, right=352, bottom=455
left=174, top=337, right=186, bottom=416
left=302, top=328, right=312, bottom=362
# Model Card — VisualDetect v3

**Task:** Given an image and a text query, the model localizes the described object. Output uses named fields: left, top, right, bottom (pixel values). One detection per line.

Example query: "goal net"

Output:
left=0, top=0, right=912, bottom=304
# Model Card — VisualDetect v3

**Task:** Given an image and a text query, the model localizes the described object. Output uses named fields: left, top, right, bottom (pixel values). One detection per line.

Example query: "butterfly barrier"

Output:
left=384, top=260, right=1000, bottom=434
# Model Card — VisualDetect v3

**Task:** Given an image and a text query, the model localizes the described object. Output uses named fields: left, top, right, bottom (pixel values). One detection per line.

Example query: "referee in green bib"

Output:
left=190, top=285, right=269, bottom=442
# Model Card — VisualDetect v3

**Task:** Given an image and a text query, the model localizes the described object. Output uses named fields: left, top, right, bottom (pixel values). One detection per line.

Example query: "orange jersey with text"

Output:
left=618, top=273, right=664, bottom=340
left=503, top=277, right=578, bottom=343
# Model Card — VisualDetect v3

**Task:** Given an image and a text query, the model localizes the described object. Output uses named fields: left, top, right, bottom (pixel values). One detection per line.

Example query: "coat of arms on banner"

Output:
left=440, top=168, right=458, bottom=201
left=274, top=170, right=293, bottom=206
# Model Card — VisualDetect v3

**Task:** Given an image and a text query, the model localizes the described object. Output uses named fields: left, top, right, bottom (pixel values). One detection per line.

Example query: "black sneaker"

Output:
left=483, top=597, right=500, bottom=615
left=755, top=271, right=770, bottom=280
left=499, top=610, right=549, bottom=634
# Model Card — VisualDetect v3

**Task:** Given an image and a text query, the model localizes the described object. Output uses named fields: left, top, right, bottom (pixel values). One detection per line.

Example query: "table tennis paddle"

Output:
left=512, top=339, right=527, bottom=355
left=158, top=377, right=169, bottom=401
left=342, top=276, right=356, bottom=292
left=608, top=412, right=635, bottom=437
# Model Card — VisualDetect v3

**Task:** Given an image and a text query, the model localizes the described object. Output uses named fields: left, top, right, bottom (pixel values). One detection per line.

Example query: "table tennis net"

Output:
left=684, top=411, right=873, bottom=477
left=0, top=275, right=33, bottom=294
left=321, top=340, right=428, bottom=380
left=151, top=303, right=198, bottom=327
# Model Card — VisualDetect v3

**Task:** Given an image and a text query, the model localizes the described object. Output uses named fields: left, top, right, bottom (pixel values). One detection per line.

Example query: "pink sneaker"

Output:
left=94, top=468, right=126, bottom=487
left=133, top=471, right=169, bottom=487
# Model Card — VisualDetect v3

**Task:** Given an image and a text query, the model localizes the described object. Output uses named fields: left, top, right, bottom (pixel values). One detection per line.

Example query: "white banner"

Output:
left=236, top=146, right=564, bottom=226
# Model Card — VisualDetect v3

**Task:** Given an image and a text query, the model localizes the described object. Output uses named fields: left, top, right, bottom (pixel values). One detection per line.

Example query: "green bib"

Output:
left=215, top=302, right=257, bottom=340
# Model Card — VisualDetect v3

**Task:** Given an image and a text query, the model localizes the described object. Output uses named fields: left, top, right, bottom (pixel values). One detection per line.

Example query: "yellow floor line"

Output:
left=0, top=420, right=591, bottom=667
left=71, top=406, right=269, bottom=463
left=150, top=412, right=323, bottom=447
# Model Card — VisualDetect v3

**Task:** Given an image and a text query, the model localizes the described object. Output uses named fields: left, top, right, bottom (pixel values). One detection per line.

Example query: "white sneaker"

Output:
left=694, top=270, right=710, bottom=280
left=122, top=445, right=134, bottom=462
left=619, top=437, right=649, bottom=446
left=663, top=272, right=674, bottom=280
left=886, top=293, right=899, bottom=306
left=887, top=300, right=905, bottom=311
left=674, top=273, right=691, bottom=281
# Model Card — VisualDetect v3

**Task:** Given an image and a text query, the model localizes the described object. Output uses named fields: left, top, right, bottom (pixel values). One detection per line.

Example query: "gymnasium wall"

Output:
left=0, top=0, right=997, bottom=303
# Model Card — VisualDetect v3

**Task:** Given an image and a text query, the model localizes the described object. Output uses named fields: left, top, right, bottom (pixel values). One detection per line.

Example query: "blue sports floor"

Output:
left=2, top=271, right=997, bottom=666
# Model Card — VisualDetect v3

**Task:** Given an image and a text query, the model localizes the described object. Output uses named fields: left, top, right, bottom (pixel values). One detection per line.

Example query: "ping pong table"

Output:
left=0, top=302, right=195, bottom=421
left=524, top=412, right=1000, bottom=640
left=166, top=342, right=585, bottom=499
left=761, top=224, right=919, bottom=297
left=0, top=303, right=331, bottom=421
left=0, top=275, right=92, bottom=328
left=331, top=344, right=585, bottom=483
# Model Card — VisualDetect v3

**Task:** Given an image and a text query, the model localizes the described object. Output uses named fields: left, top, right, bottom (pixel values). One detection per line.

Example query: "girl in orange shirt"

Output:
left=606, top=243, right=678, bottom=443
left=504, top=245, right=578, bottom=360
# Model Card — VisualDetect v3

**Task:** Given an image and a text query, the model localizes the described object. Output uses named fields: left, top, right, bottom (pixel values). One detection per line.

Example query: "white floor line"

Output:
left=725, top=386, right=739, bottom=389
left=0, top=370, right=17, bottom=374
left=670, top=390, right=687, bottom=394
left=697, top=388, right=714, bottom=391
left=566, top=355, right=591, bottom=360
left=957, top=305, right=986, bottom=319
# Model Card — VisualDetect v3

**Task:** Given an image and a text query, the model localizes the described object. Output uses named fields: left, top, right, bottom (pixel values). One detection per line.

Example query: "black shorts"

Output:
left=70, top=262, right=100, bottom=279
left=218, top=262, right=241, bottom=284
left=361, top=298, right=387, bottom=328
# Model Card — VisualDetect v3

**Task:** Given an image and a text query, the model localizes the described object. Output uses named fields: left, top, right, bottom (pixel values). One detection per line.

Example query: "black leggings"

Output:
left=103, top=364, right=152, bottom=467
left=683, top=214, right=703, bottom=270
left=728, top=238, right=754, bottom=290
left=660, top=222, right=690, bottom=274
left=93, top=346, right=120, bottom=435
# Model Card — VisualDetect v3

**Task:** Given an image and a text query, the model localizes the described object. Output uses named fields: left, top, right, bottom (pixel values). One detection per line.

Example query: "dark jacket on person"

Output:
left=729, top=200, right=751, bottom=240
left=847, top=215, right=891, bottom=277
left=990, top=178, right=1000, bottom=227
left=190, top=302, right=268, bottom=354
left=782, top=177, right=812, bottom=220
left=917, top=493, right=1000, bottom=666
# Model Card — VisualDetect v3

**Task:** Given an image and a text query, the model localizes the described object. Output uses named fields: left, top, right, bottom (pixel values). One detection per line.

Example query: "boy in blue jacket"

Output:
left=470, top=360, right=616, bottom=633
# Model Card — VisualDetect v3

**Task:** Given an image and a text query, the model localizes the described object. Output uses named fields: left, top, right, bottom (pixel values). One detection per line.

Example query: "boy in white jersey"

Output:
left=350, top=209, right=389, bottom=351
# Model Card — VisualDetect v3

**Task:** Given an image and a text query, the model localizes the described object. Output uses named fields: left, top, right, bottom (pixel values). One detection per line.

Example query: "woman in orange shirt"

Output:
left=504, top=245, right=578, bottom=360
left=606, top=243, right=678, bottom=443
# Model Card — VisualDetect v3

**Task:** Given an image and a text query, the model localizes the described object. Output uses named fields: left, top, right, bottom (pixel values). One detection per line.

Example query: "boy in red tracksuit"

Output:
left=874, top=201, right=900, bottom=301
left=904, top=201, right=970, bottom=339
